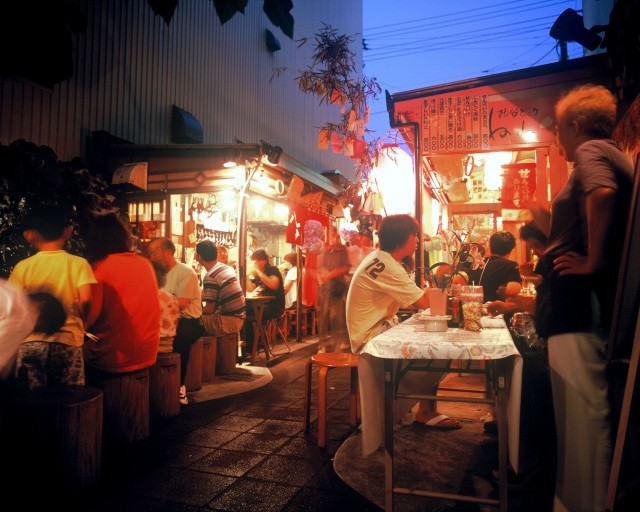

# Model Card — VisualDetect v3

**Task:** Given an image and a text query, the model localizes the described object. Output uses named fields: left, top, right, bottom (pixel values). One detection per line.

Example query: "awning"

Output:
left=101, top=141, right=345, bottom=210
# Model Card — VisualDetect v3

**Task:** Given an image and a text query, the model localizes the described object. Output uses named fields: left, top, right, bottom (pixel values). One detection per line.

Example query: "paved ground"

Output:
left=71, top=337, right=381, bottom=512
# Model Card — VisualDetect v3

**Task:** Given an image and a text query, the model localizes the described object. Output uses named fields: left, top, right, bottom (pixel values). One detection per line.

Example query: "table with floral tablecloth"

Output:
left=358, top=313, right=523, bottom=512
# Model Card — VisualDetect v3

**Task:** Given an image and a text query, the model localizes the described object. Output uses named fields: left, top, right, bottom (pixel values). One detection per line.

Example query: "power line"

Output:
left=364, top=0, right=568, bottom=36
left=366, top=20, right=556, bottom=62
left=363, top=0, right=580, bottom=63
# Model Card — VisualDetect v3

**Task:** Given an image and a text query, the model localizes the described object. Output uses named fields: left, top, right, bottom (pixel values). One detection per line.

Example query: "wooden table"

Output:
left=359, top=313, right=522, bottom=512
left=245, top=295, right=274, bottom=365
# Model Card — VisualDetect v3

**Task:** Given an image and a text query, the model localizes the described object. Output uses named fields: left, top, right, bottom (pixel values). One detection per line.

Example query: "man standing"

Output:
left=147, top=237, right=202, bottom=405
left=195, top=240, right=245, bottom=336
left=346, top=214, right=459, bottom=456
left=317, top=226, right=351, bottom=353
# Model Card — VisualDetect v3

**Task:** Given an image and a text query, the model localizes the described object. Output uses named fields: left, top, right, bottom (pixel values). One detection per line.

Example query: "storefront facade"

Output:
left=103, top=141, right=345, bottom=319
left=388, top=53, right=611, bottom=267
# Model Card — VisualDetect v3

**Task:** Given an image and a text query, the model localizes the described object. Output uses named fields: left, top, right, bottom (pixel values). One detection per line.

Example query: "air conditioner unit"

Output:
left=111, top=162, right=148, bottom=192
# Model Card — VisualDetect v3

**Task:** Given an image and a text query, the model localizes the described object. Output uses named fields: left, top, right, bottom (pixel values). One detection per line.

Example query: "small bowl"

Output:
left=423, top=316, right=450, bottom=332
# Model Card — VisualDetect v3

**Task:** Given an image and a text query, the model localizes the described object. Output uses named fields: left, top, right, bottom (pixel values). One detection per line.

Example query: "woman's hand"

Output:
left=487, top=301, right=513, bottom=317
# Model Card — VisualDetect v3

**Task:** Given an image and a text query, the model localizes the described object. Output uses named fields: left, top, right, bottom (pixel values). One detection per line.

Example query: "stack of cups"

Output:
left=460, top=285, right=483, bottom=331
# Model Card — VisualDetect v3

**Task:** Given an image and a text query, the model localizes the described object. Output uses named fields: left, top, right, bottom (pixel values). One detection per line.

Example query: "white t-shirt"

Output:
left=161, top=262, right=202, bottom=319
left=346, top=249, right=423, bottom=353
left=284, top=266, right=298, bottom=309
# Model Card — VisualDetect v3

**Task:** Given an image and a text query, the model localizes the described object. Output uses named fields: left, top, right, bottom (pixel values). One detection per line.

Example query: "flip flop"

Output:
left=413, top=413, right=461, bottom=431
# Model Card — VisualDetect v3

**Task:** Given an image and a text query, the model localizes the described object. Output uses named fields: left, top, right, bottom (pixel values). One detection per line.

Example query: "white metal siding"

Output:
left=0, top=0, right=363, bottom=180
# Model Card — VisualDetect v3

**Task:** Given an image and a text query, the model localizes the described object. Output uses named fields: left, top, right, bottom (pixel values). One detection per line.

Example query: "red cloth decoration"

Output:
left=302, top=251, right=318, bottom=307
left=331, top=132, right=343, bottom=154
left=351, top=139, right=367, bottom=160
left=286, top=206, right=329, bottom=246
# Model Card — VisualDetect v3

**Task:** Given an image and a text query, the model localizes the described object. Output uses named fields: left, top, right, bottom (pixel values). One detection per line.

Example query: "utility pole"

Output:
left=559, top=41, right=568, bottom=61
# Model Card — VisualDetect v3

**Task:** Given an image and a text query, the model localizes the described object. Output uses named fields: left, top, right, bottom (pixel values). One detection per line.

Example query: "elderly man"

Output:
left=147, top=237, right=203, bottom=405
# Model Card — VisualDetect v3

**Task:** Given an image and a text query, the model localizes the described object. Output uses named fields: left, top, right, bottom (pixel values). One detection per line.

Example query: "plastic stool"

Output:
left=303, top=352, right=359, bottom=448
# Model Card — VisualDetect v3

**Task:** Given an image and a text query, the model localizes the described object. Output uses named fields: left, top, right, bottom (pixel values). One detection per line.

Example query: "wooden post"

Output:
left=10, top=385, right=103, bottom=496
left=216, top=332, right=239, bottom=375
left=184, top=337, right=203, bottom=391
left=88, top=367, right=150, bottom=445
left=201, top=336, right=217, bottom=383
left=149, top=352, right=181, bottom=420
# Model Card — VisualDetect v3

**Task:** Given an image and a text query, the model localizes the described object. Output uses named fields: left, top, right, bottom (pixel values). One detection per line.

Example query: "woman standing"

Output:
left=534, top=84, right=634, bottom=512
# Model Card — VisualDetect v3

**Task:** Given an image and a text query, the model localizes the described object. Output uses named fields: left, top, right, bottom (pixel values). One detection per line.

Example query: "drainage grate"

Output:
left=219, top=372, right=263, bottom=382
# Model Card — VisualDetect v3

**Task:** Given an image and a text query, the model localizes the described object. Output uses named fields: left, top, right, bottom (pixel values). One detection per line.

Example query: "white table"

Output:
left=359, top=314, right=522, bottom=512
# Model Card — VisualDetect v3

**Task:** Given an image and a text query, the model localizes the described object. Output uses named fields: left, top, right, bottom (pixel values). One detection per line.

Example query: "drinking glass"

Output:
left=460, top=285, right=483, bottom=331
left=427, top=287, right=448, bottom=316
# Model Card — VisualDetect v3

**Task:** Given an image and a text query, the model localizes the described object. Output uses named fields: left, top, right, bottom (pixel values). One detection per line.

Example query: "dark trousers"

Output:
left=174, top=317, right=204, bottom=385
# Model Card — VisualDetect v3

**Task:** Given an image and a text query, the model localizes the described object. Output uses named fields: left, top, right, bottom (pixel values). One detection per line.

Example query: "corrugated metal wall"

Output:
left=0, top=0, right=363, bottom=180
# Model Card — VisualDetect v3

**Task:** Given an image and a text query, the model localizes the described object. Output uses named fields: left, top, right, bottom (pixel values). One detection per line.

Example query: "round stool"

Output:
left=10, top=385, right=103, bottom=495
left=150, top=352, right=181, bottom=420
left=303, top=352, right=359, bottom=448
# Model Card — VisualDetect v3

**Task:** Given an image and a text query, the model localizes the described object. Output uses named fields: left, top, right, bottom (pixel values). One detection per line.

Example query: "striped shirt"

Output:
left=202, top=263, right=246, bottom=319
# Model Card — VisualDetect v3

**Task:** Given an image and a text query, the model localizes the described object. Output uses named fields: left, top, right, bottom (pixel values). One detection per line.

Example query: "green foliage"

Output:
left=295, top=24, right=382, bottom=181
left=0, top=139, right=116, bottom=278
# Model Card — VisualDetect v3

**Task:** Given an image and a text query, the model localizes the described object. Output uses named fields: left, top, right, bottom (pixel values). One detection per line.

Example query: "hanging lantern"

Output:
left=370, top=145, right=415, bottom=215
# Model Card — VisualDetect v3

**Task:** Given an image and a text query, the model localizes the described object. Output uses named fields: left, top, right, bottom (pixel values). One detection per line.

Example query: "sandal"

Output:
left=413, top=413, right=461, bottom=431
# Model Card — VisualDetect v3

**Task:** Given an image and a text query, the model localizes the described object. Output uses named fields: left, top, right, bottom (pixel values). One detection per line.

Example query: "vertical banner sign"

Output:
left=501, top=163, right=536, bottom=209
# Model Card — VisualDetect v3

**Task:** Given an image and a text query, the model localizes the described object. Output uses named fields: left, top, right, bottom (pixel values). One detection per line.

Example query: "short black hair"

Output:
left=519, top=221, right=548, bottom=246
left=196, top=239, right=218, bottom=262
left=22, top=203, right=71, bottom=240
left=378, top=214, right=419, bottom=252
left=489, top=231, right=516, bottom=256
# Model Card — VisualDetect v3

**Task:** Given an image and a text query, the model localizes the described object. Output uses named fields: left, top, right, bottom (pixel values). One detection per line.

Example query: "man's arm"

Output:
left=254, top=266, right=280, bottom=291
left=411, top=289, right=430, bottom=310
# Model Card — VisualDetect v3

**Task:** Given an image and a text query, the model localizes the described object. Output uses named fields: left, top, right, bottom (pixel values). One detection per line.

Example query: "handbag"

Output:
left=328, top=278, right=347, bottom=298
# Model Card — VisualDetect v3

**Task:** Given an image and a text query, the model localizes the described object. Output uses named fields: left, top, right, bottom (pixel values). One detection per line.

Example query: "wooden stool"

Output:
left=201, top=336, right=217, bottom=383
left=88, top=367, right=150, bottom=445
left=286, top=307, right=310, bottom=338
left=10, top=385, right=103, bottom=496
left=303, top=352, right=359, bottom=448
left=149, top=352, right=181, bottom=420
left=307, top=306, right=317, bottom=336
left=216, top=332, right=239, bottom=375
left=184, top=337, right=203, bottom=392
